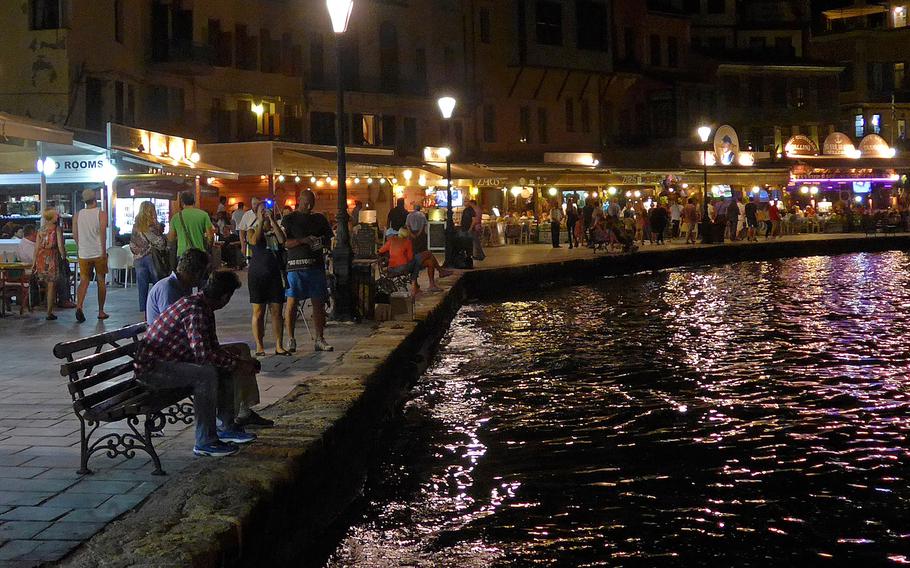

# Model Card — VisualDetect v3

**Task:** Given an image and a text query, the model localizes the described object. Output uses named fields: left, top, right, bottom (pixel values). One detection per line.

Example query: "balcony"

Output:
left=150, top=39, right=216, bottom=75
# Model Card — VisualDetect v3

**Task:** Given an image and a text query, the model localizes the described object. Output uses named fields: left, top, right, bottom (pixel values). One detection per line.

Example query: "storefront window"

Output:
left=872, top=114, right=882, bottom=134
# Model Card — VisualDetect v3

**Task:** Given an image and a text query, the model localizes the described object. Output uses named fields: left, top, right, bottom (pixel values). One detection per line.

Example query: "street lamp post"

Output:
left=327, top=0, right=354, bottom=320
left=697, top=125, right=713, bottom=244
left=437, top=96, right=457, bottom=267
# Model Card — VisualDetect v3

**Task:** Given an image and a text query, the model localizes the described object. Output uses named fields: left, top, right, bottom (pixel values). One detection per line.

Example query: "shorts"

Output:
left=78, top=256, right=108, bottom=281
left=285, top=268, right=328, bottom=302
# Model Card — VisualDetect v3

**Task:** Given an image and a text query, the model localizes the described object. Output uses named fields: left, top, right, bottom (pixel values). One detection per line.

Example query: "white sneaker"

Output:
left=315, top=338, right=334, bottom=352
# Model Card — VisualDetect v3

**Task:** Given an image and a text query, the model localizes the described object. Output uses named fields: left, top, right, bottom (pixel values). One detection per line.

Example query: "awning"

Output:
left=113, top=150, right=238, bottom=179
left=0, top=113, right=73, bottom=145
left=280, top=148, right=429, bottom=172
left=116, top=176, right=219, bottom=200
left=422, top=162, right=501, bottom=181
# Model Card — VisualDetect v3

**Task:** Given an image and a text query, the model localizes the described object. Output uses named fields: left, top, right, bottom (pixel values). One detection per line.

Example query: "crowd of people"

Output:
left=539, top=195, right=831, bottom=250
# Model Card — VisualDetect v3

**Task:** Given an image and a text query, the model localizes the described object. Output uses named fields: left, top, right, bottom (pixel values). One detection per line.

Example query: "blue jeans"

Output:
left=136, top=255, right=158, bottom=311
left=139, top=360, right=235, bottom=448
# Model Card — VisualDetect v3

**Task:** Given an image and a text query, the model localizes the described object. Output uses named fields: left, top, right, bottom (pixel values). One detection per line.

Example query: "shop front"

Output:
left=784, top=132, right=908, bottom=229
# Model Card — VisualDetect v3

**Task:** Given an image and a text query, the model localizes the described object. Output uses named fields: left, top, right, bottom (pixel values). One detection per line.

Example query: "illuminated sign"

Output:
left=785, top=135, right=819, bottom=157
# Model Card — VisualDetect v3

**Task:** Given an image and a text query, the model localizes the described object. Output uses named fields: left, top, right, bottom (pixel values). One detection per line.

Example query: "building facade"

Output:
left=811, top=1, right=910, bottom=149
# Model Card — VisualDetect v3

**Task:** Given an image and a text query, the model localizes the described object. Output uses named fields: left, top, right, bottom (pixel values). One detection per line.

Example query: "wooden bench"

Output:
left=53, top=323, right=194, bottom=475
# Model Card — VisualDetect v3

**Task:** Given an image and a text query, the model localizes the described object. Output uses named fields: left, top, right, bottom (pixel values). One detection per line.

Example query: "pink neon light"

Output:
left=789, top=177, right=898, bottom=184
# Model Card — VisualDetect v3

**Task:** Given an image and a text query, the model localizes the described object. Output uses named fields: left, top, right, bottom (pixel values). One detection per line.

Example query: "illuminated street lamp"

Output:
left=697, top=125, right=713, bottom=244
left=327, top=0, right=355, bottom=320
left=438, top=95, right=457, bottom=266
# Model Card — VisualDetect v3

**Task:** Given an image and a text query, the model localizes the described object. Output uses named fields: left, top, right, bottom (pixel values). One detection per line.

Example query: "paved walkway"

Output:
left=0, top=271, right=374, bottom=566
left=0, top=232, right=899, bottom=565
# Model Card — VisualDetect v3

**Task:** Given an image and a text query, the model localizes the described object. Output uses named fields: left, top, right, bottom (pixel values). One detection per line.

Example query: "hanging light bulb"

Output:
left=354, top=177, right=360, bottom=184
left=367, top=177, right=374, bottom=184
left=326, top=176, right=333, bottom=184
left=310, top=176, right=317, bottom=183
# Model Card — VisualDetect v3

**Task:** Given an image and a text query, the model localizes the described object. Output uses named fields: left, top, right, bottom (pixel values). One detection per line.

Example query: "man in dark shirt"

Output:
left=282, top=190, right=334, bottom=353
left=582, top=200, right=595, bottom=240
left=387, top=198, right=408, bottom=231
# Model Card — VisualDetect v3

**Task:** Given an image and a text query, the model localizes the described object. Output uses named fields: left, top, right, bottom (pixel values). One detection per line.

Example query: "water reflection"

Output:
left=326, top=252, right=910, bottom=566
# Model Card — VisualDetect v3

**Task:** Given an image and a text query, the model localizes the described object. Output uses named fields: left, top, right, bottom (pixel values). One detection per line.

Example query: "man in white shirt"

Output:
left=230, top=202, right=246, bottom=234
left=73, top=188, right=108, bottom=322
left=236, top=197, right=260, bottom=265
left=16, top=224, right=37, bottom=264
left=669, top=201, right=683, bottom=240
left=549, top=203, right=565, bottom=248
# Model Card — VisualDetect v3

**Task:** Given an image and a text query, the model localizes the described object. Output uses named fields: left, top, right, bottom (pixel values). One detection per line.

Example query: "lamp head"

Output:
left=437, top=96, right=457, bottom=119
left=697, top=126, right=712, bottom=143
left=326, top=0, right=354, bottom=33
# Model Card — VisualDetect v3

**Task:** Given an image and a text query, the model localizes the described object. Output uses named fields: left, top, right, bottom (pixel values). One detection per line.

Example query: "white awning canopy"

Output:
left=0, top=113, right=73, bottom=145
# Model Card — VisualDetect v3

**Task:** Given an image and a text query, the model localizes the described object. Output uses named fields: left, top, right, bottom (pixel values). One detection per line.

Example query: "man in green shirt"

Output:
left=169, top=191, right=215, bottom=256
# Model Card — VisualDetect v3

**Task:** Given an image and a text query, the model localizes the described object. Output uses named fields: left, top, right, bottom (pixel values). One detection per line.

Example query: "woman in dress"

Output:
left=130, top=201, right=168, bottom=316
left=32, top=208, right=65, bottom=320
left=247, top=202, right=289, bottom=356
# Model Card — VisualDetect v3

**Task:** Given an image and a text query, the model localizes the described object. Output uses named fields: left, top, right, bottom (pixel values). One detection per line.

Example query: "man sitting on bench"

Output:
left=135, top=271, right=259, bottom=457
left=147, top=250, right=273, bottom=429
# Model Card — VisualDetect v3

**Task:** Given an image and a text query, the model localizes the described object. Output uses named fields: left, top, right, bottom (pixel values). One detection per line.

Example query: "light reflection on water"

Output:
left=326, top=252, right=910, bottom=566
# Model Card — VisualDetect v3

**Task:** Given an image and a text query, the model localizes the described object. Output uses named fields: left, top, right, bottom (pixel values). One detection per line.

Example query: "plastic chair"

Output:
left=106, top=246, right=132, bottom=288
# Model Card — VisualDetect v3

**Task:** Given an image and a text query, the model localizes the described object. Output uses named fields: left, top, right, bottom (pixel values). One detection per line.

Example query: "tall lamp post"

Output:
left=697, top=125, right=713, bottom=244
left=437, top=96, right=457, bottom=266
left=327, top=0, right=354, bottom=320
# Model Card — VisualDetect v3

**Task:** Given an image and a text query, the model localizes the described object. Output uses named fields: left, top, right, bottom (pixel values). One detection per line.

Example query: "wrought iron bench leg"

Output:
left=144, top=414, right=166, bottom=476
left=77, top=415, right=92, bottom=475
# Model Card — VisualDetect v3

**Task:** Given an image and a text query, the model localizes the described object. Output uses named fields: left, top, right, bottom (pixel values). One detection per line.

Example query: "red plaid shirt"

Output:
left=135, top=292, right=238, bottom=376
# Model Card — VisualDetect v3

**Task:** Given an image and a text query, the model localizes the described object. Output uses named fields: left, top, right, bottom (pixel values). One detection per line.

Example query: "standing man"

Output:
left=387, top=198, right=408, bottom=231
left=566, top=197, right=579, bottom=249
left=168, top=191, right=214, bottom=258
left=216, top=196, right=227, bottom=214
left=549, top=201, right=564, bottom=248
left=73, top=188, right=108, bottom=322
left=237, top=197, right=260, bottom=266
left=582, top=198, right=595, bottom=241
left=669, top=200, right=683, bottom=240
left=727, top=197, right=740, bottom=242
left=406, top=204, right=429, bottom=255
left=468, top=199, right=485, bottom=261
left=231, top=202, right=246, bottom=234
left=282, top=190, right=334, bottom=353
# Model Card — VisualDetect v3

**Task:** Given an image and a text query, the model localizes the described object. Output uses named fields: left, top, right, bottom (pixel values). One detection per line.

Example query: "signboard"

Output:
left=859, top=134, right=892, bottom=158
left=785, top=135, right=819, bottom=157
left=475, top=178, right=507, bottom=187
left=423, top=146, right=451, bottom=164
left=46, top=154, right=109, bottom=178
left=713, top=125, right=739, bottom=166
left=822, top=132, right=856, bottom=157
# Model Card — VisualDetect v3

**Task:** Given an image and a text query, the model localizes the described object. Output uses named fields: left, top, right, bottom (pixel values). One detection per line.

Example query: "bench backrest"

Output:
left=54, top=323, right=147, bottom=413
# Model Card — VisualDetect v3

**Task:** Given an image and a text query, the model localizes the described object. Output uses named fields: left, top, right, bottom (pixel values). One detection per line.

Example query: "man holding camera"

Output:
left=282, top=190, right=334, bottom=353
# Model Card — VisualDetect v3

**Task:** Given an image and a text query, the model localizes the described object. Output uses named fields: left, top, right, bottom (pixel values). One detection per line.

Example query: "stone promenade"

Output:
left=0, top=232, right=904, bottom=565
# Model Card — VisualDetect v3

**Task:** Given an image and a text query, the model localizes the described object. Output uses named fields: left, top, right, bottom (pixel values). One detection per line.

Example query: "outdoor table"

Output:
left=0, top=262, right=31, bottom=317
